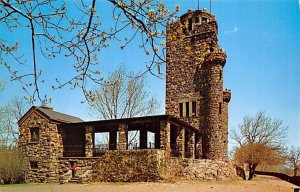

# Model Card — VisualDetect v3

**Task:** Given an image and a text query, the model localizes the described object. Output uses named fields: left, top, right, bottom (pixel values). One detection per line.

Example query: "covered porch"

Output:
left=59, top=115, right=203, bottom=159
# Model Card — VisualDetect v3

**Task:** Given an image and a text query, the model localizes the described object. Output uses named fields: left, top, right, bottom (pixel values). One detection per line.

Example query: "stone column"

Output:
left=109, top=130, right=117, bottom=150
left=140, top=129, right=148, bottom=149
left=118, top=123, right=128, bottom=150
left=47, top=123, right=61, bottom=182
left=195, top=132, right=203, bottom=159
left=160, top=120, right=170, bottom=153
left=188, top=131, right=195, bottom=159
left=85, top=126, right=94, bottom=157
left=154, top=132, right=160, bottom=149
left=177, top=127, right=185, bottom=158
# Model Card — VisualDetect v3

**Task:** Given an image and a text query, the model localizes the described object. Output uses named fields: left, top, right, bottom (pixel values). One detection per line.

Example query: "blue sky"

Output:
left=0, top=0, right=299, bottom=148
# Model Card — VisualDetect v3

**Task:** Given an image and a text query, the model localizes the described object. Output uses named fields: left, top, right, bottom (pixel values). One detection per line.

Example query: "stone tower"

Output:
left=166, top=9, right=231, bottom=160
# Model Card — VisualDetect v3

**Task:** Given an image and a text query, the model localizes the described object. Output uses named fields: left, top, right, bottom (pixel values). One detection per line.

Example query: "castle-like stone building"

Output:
left=166, top=10, right=231, bottom=160
left=18, top=9, right=234, bottom=183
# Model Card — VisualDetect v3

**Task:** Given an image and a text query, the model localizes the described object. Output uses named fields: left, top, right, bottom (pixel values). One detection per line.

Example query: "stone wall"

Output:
left=19, top=112, right=62, bottom=183
left=256, top=171, right=300, bottom=186
left=58, top=157, right=99, bottom=176
left=92, top=150, right=168, bottom=182
left=169, top=158, right=237, bottom=181
left=91, top=149, right=237, bottom=182
left=58, top=157, right=98, bottom=183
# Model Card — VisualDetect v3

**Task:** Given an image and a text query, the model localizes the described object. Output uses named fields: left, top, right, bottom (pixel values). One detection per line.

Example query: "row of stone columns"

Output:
left=160, top=121, right=201, bottom=159
left=176, top=127, right=195, bottom=158
left=118, top=123, right=158, bottom=150
left=84, top=123, right=156, bottom=157
left=84, top=120, right=201, bottom=159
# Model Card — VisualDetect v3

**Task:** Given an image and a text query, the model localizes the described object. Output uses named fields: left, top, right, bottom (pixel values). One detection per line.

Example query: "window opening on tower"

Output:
left=186, top=102, right=190, bottom=117
left=179, top=103, right=183, bottom=117
left=192, top=101, right=196, bottom=116
left=220, top=69, right=222, bottom=80
left=188, top=19, right=192, bottom=31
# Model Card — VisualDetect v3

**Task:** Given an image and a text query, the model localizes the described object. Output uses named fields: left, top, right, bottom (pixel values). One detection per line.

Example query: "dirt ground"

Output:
left=0, top=175, right=298, bottom=192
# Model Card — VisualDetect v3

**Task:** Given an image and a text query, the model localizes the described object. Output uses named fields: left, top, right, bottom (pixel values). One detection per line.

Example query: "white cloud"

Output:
left=225, top=25, right=239, bottom=35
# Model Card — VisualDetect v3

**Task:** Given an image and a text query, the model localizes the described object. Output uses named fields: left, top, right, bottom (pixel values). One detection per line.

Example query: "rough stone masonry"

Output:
left=18, top=9, right=235, bottom=183
left=166, top=9, right=231, bottom=160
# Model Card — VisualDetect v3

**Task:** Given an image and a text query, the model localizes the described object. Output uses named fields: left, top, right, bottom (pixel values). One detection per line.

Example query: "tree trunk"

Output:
left=294, top=167, right=298, bottom=177
left=248, top=163, right=257, bottom=180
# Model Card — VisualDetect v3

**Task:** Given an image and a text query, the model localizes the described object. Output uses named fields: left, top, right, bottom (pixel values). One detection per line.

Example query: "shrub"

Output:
left=0, top=147, right=26, bottom=184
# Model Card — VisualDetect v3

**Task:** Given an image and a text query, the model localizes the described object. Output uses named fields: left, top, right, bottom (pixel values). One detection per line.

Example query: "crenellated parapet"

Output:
left=167, top=8, right=218, bottom=41
left=180, top=9, right=217, bottom=37
left=180, top=9, right=216, bottom=23
left=223, top=89, right=231, bottom=103
left=205, top=49, right=227, bottom=66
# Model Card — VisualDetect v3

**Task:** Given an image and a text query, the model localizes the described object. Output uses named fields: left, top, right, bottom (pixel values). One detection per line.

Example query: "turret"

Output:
left=202, top=48, right=228, bottom=160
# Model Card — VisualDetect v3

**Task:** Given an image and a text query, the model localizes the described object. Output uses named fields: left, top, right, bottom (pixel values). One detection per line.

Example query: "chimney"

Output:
left=40, top=104, right=53, bottom=111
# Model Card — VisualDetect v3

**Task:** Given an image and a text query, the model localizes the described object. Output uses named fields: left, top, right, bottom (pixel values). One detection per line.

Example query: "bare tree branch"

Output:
left=0, top=97, right=29, bottom=147
left=87, top=65, right=159, bottom=120
left=230, top=111, right=287, bottom=148
left=231, top=111, right=288, bottom=180
left=285, top=146, right=300, bottom=176
left=0, top=0, right=179, bottom=104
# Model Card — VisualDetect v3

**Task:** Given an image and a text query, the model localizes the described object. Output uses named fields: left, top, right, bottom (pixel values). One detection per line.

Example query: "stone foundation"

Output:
left=173, top=159, right=237, bottom=180
left=91, top=149, right=237, bottom=182
left=92, top=150, right=168, bottom=182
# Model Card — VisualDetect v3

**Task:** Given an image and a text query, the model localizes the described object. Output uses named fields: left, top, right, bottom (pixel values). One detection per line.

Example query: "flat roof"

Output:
left=60, top=115, right=200, bottom=133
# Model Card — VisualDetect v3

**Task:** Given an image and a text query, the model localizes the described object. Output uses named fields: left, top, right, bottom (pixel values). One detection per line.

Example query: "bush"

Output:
left=0, top=147, right=26, bottom=184
left=234, top=143, right=284, bottom=180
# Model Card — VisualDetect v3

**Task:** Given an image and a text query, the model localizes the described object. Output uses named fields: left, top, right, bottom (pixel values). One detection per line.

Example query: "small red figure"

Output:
left=71, top=163, right=76, bottom=178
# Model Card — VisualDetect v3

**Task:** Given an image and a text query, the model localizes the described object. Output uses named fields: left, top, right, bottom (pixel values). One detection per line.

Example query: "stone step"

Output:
left=69, top=180, right=79, bottom=183
left=69, top=177, right=80, bottom=183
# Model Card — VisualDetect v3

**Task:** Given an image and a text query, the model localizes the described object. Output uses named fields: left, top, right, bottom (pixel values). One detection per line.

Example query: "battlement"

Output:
left=181, top=9, right=217, bottom=37
left=223, top=89, right=231, bottom=103
left=180, top=9, right=216, bottom=26
left=205, top=49, right=227, bottom=66
left=167, top=9, right=218, bottom=39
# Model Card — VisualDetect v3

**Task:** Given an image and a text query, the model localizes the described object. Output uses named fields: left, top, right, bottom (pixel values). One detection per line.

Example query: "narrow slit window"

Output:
left=188, top=19, right=192, bottom=31
left=179, top=103, right=183, bottom=117
left=186, top=102, right=190, bottom=117
left=220, top=69, right=222, bottom=80
left=192, top=101, right=196, bottom=116
left=219, top=103, right=222, bottom=114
